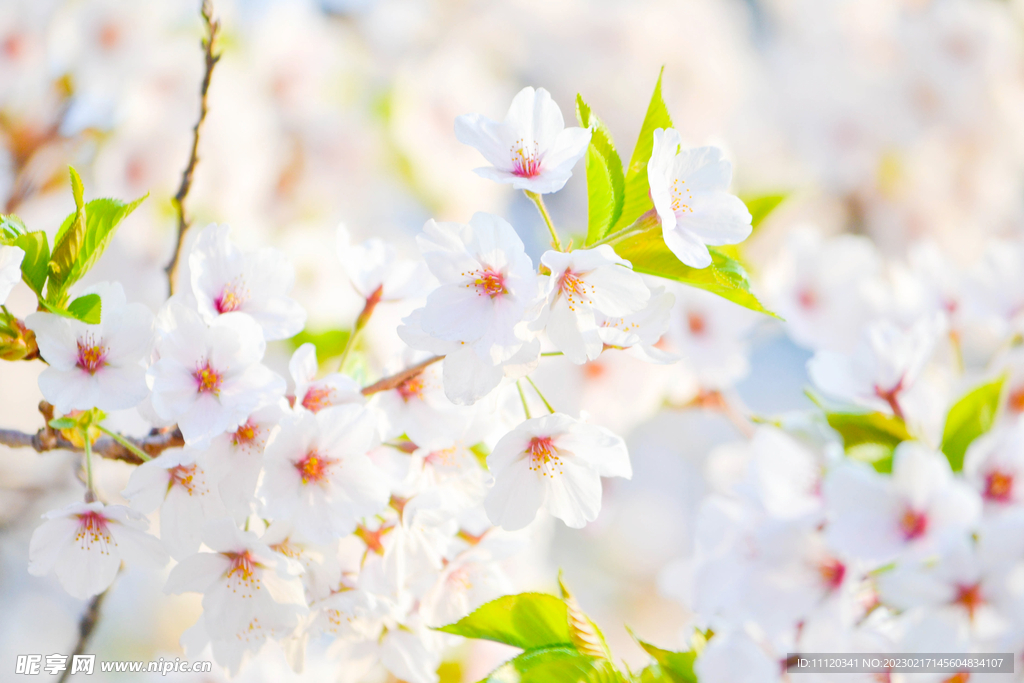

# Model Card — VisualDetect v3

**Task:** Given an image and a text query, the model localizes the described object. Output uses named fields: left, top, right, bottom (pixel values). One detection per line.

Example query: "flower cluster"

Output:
left=8, top=81, right=755, bottom=680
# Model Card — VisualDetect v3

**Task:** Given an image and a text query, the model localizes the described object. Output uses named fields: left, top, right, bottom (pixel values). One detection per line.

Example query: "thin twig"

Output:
left=165, top=0, right=222, bottom=295
left=360, top=356, right=444, bottom=396
left=0, top=402, right=182, bottom=465
left=55, top=587, right=110, bottom=683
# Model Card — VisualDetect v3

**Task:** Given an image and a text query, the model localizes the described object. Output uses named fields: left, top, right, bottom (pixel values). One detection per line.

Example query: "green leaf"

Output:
left=559, top=572, right=612, bottom=661
left=437, top=593, right=573, bottom=651
left=0, top=214, right=27, bottom=241
left=613, top=67, right=673, bottom=231
left=628, top=630, right=697, bottom=683
left=67, top=293, right=102, bottom=325
left=48, top=417, right=78, bottom=430
left=740, top=193, right=787, bottom=231
left=287, top=327, right=352, bottom=362
left=47, top=172, right=147, bottom=304
left=480, top=646, right=615, bottom=683
left=824, top=410, right=911, bottom=474
left=66, top=195, right=147, bottom=292
left=583, top=145, right=617, bottom=246
left=13, top=231, right=49, bottom=295
left=614, top=229, right=777, bottom=317
left=577, top=94, right=625, bottom=244
left=941, top=376, right=1006, bottom=472
left=48, top=167, right=88, bottom=296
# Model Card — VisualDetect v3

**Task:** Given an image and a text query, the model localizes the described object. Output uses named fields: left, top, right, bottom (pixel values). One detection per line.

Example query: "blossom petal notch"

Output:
left=455, top=87, right=592, bottom=194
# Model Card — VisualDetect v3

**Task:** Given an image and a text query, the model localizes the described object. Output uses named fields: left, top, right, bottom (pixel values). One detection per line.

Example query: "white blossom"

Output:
left=539, top=246, right=650, bottom=364
left=147, top=303, right=285, bottom=445
left=260, top=405, right=390, bottom=541
left=0, top=244, right=24, bottom=305
left=647, top=128, right=752, bottom=269
left=484, top=413, right=631, bottom=530
left=189, top=223, right=306, bottom=341
left=455, top=86, right=591, bottom=194
left=26, top=281, right=154, bottom=413
left=29, top=501, right=167, bottom=599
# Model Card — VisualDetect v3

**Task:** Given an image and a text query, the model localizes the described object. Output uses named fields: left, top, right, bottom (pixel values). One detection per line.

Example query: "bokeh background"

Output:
left=2, top=0, right=1024, bottom=680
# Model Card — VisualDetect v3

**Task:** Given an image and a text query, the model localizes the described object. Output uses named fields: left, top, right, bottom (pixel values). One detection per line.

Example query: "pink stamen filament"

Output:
left=76, top=334, right=108, bottom=375
left=511, top=139, right=541, bottom=178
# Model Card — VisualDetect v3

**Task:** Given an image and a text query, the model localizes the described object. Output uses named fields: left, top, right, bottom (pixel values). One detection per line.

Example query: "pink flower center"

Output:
left=954, top=582, right=983, bottom=620
left=215, top=281, right=247, bottom=313
left=687, top=312, right=706, bottom=335
left=899, top=507, right=928, bottom=540
left=396, top=376, right=425, bottom=402
left=464, top=268, right=507, bottom=298
left=558, top=270, right=593, bottom=311
left=526, top=436, right=563, bottom=477
left=510, top=140, right=541, bottom=178
left=797, top=286, right=818, bottom=310
left=76, top=334, right=107, bottom=375
left=984, top=470, right=1014, bottom=503
left=301, top=385, right=334, bottom=413
left=295, top=450, right=333, bottom=484
left=818, top=557, right=846, bottom=591
left=232, top=420, right=258, bottom=447
left=670, top=179, right=693, bottom=214
left=1008, top=386, right=1024, bottom=414
left=169, top=464, right=199, bottom=495
left=76, top=511, right=110, bottom=539
left=193, top=361, right=223, bottom=396
left=224, top=550, right=261, bottom=597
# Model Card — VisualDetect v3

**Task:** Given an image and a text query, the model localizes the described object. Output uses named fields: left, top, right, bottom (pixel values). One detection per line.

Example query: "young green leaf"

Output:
left=823, top=410, right=911, bottom=474
left=48, top=417, right=79, bottom=430
left=613, top=229, right=777, bottom=317
left=67, top=293, right=102, bottom=325
left=436, top=592, right=573, bottom=651
left=613, top=67, right=673, bottom=231
left=941, top=376, right=1006, bottom=471
left=13, top=231, right=49, bottom=295
left=740, top=193, right=787, bottom=231
left=288, top=327, right=352, bottom=362
left=577, top=94, right=625, bottom=243
left=630, top=633, right=698, bottom=683
left=479, top=646, right=607, bottom=683
left=62, top=194, right=148, bottom=294
left=48, top=167, right=89, bottom=297
left=559, top=573, right=612, bottom=661
left=583, top=145, right=617, bottom=246
left=0, top=214, right=27, bottom=241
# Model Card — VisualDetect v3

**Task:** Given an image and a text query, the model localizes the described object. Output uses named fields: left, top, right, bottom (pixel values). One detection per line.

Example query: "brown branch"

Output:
left=361, top=355, right=443, bottom=396
left=56, top=586, right=111, bottom=683
left=165, top=0, right=222, bottom=295
left=0, top=403, right=183, bottom=465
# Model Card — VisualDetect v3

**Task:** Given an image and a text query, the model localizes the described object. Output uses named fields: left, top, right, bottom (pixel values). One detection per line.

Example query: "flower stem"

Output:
left=526, top=376, right=556, bottom=414
left=97, top=425, right=152, bottom=462
left=589, top=209, right=660, bottom=248
left=540, top=351, right=563, bottom=357
left=338, top=285, right=384, bottom=373
left=516, top=380, right=532, bottom=419
left=82, top=429, right=96, bottom=502
left=525, top=191, right=562, bottom=251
